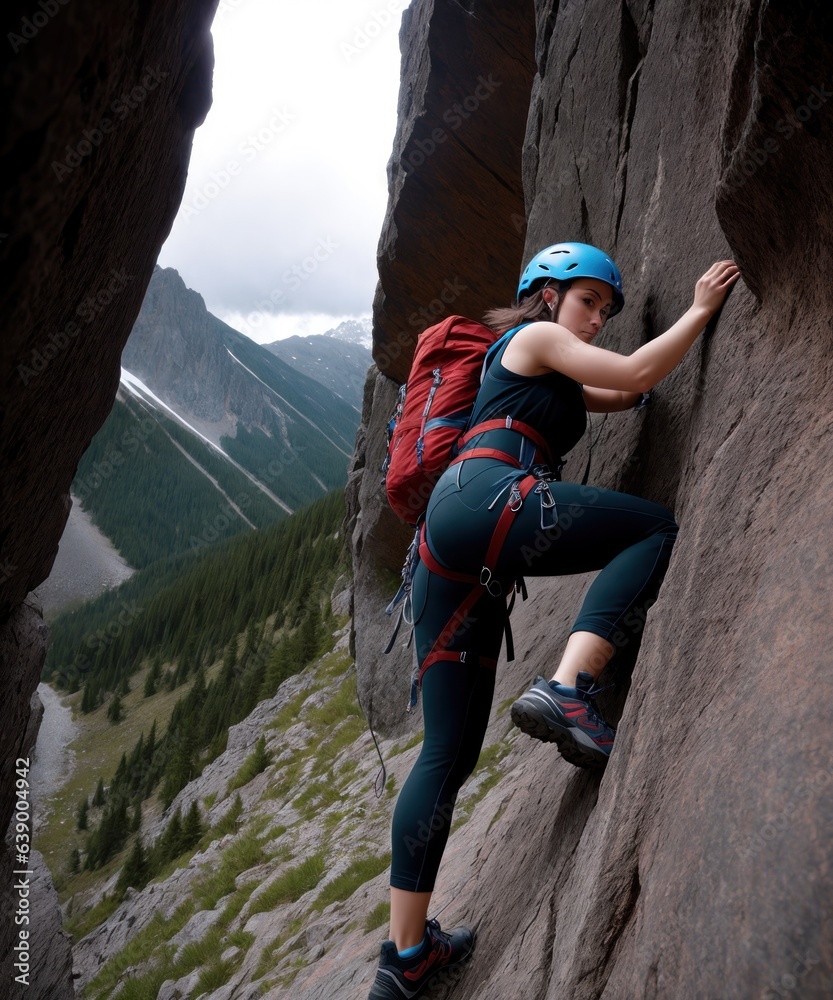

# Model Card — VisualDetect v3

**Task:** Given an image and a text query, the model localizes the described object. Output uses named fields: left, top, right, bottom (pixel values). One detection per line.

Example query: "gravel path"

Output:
left=34, top=495, right=134, bottom=620
left=29, top=683, right=78, bottom=829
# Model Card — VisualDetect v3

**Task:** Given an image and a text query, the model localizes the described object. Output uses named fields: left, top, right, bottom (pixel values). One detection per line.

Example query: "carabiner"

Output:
left=535, top=480, right=556, bottom=509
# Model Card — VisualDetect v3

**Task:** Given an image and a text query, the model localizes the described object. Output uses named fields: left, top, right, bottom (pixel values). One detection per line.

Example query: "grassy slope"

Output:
left=36, top=656, right=223, bottom=904
left=61, top=639, right=519, bottom=999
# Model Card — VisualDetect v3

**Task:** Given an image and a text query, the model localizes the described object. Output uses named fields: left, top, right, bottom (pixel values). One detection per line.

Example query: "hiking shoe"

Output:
left=511, top=672, right=615, bottom=769
left=367, top=917, right=475, bottom=999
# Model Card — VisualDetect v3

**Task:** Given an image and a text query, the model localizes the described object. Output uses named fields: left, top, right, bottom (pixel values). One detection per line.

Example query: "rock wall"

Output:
left=0, top=1, right=217, bottom=995
left=346, top=0, right=537, bottom=733
left=350, top=0, right=833, bottom=997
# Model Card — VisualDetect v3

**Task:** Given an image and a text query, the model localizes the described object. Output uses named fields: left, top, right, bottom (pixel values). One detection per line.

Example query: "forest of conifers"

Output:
left=45, top=489, right=348, bottom=875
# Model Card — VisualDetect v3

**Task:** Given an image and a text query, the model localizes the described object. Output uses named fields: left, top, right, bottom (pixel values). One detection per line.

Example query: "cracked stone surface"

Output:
left=3, top=0, right=833, bottom=998
left=1, top=2, right=217, bottom=997
left=348, top=1, right=833, bottom=998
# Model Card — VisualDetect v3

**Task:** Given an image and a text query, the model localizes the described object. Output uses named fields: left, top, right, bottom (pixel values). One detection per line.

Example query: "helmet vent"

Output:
left=566, top=262, right=578, bottom=270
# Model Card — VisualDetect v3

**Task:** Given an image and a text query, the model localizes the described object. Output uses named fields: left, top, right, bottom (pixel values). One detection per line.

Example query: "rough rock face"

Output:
left=3, top=0, right=833, bottom=997
left=0, top=1, right=217, bottom=996
left=347, top=0, right=537, bottom=734
left=123, top=267, right=237, bottom=424
left=348, top=1, right=833, bottom=998
left=370, top=0, right=537, bottom=384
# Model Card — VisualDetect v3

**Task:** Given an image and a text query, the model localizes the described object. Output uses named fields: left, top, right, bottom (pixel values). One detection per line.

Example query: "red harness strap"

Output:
left=417, top=472, right=540, bottom=684
left=450, top=447, right=522, bottom=466
left=457, top=417, right=553, bottom=465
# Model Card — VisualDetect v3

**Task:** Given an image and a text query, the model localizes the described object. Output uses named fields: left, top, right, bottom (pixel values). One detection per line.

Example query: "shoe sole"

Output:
left=511, top=698, right=609, bottom=770
left=367, top=933, right=476, bottom=1000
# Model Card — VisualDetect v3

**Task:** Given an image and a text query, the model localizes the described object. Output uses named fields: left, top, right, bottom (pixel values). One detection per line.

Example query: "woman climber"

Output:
left=367, top=243, right=740, bottom=999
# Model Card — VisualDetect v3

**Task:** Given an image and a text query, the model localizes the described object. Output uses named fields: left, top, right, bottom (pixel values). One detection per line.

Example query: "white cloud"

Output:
left=221, top=309, right=371, bottom=345
left=158, top=0, right=410, bottom=339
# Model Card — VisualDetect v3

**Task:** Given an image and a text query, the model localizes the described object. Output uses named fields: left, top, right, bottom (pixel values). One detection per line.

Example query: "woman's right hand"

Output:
left=693, top=260, right=741, bottom=316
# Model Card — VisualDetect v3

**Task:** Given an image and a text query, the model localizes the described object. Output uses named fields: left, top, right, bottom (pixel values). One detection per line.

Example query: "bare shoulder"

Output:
left=501, top=321, right=572, bottom=376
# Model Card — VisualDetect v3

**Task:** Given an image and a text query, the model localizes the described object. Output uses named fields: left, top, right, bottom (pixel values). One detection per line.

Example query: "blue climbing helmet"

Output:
left=517, top=242, right=625, bottom=317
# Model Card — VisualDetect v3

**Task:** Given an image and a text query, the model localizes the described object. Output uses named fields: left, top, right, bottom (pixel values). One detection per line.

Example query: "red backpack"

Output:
left=381, top=316, right=559, bottom=713
left=382, top=316, right=500, bottom=524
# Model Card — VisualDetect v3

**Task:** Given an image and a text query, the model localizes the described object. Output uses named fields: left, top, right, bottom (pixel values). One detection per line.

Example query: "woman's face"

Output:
left=548, top=279, right=614, bottom=342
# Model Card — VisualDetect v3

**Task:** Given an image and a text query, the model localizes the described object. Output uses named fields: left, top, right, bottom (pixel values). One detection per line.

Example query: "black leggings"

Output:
left=390, top=460, right=679, bottom=892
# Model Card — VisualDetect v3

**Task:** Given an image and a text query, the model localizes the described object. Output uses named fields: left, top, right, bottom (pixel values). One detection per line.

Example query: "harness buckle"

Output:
left=479, top=566, right=503, bottom=596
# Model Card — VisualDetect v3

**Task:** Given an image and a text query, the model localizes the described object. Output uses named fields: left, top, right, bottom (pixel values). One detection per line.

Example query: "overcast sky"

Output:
left=157, top=0, right=411, bottom=343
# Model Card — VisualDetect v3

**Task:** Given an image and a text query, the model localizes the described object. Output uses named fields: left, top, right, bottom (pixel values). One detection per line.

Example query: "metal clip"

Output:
left=535, top=480, right=556, bottom=508
left=508, top=481, right=523, bottom=511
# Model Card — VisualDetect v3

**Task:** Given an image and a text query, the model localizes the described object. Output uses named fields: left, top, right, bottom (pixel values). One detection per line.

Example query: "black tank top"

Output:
left=464, top=335, right=587, bottom=465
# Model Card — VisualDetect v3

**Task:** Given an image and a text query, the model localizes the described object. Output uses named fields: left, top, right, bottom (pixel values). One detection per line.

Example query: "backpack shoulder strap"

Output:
left=481, top=322, right=532, bottom=381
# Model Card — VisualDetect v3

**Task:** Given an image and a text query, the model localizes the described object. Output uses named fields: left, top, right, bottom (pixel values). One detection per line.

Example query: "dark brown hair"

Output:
left=482, top=282, right=565, bottom=334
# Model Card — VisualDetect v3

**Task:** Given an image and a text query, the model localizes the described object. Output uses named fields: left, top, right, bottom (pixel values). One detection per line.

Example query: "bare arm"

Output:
left=503, top=260, right=740, bottom=392
left=582, top=387, right=643, bottom=412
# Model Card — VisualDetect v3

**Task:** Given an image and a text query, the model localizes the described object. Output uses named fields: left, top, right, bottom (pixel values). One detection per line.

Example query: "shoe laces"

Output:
left=574, top=679, right=616, bottom=733
left=426, top=918, right=446, bottom=941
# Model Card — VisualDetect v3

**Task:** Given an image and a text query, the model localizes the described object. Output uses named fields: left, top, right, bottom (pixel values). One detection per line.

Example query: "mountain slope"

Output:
left=264, top=334, right=371, bottom=410
left=70, top=268, right=361, bottom=569
left=122, top=267, right=358, bottom=462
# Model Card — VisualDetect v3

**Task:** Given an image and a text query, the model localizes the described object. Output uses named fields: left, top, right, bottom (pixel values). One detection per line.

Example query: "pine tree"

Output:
left=107, top=693, right=124, bottom=724
left=80, top=683, right=94, bottom=714
left=77, top=797, right=89, bottom=831
left=190, top=664, right=207, bottom=704
left=68, top=848, right=81, bottom=875
left=182, top=801, right=203, bottom=850
left=296, top=602, right=321, bottom=664
left=116, top=836, right=148, bottom=897
left=250, top=735, right=271, bottom=775
left=143, top=662, right=159, bottom=697
left=173, top=656, right=189, bottom=688
left=159, top=736, right=194, bottom=810
left=242, top=619, right=260, bottom=663
left=85, top=795, right=130, bottom=870
left=144, top=720, right=157, bottom=764
left=161, top=809, right=185, bottom=862
left=92, top=778, right=105, bottom=808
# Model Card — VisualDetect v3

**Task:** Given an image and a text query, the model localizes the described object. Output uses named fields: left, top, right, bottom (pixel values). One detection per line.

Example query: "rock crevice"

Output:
left=349, top=0, right=833, bottom=996
left=1, top=3, right=218, bottom=997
